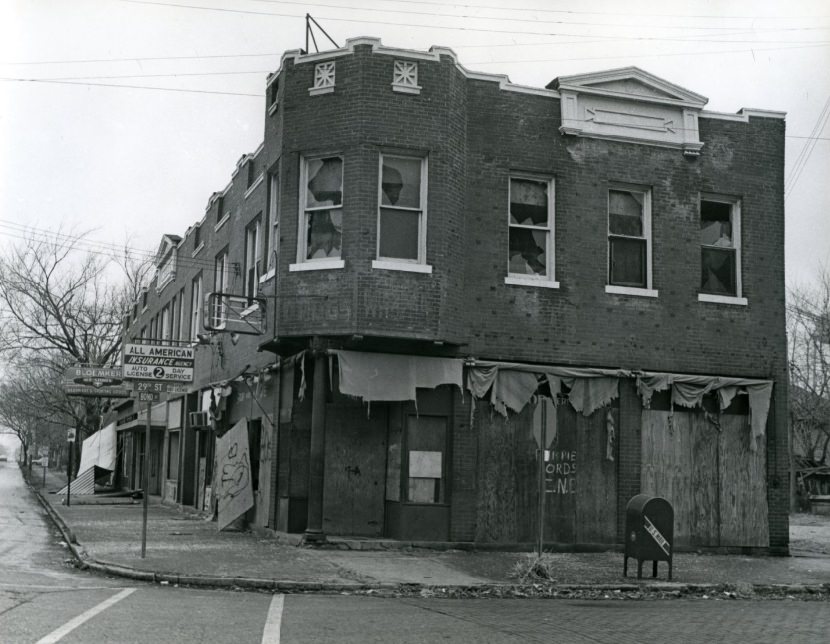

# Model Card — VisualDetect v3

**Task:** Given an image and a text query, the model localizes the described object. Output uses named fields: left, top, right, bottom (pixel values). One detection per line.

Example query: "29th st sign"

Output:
left=122, top=343, right=194, bottom=382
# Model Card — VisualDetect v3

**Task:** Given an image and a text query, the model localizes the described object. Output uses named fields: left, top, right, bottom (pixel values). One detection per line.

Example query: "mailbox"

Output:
left=623, top=494, right=673, bottom=580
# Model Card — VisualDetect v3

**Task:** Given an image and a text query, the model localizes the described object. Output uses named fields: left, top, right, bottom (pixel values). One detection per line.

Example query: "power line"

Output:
left=33, top=70, right=274, bottom=82
left=119, top=0, right=830, bottom=44
left=0, top=52, right=280, bottom=66
left=0, top=77, right=263, bottom=97
left=786, top=94, right=830, bottom=195
left=247, top=0, right=830, bottom=32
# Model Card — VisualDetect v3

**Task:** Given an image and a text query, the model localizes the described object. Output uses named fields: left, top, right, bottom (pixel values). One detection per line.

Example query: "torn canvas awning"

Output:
left=466, top=361, right=628, bottom=417
left=636, top=373, right=774, bottom=451
left=333, top=350, right=464, bottom=402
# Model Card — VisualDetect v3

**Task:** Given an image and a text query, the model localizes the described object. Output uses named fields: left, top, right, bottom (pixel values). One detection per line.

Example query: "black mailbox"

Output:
left=623, top=494, right=673, bottom=580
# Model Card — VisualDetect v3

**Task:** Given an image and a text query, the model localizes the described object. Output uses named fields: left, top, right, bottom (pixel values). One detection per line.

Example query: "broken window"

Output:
left=700, top=197, right=741, bottom=297
left=508, top=177, right=554, bottom=279
left=608, top=187, right=651, bottom=288
left=378, top=154, right=426, bottom=262
left=301, top=156, right=343, bottom=261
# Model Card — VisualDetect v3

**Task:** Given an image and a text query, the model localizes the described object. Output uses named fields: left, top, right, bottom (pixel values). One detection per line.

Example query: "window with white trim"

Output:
left=299, top=156, right=342, bottom=261
left=700, top=195, right=741, bottom=298
left=189, top=274, right=202, bottom=340
left=314, top=61, right=335, bottom=90
left=161, top=305, right=171, bottom=344
left=212, top=249, right=228, bottom=328
left=265, top=166, right=280, bottom=272
left=508, top=176, right=554, bottom=279
left=607, top=187, right=652, bottom=289
left=245, top=216, right=262, bottom=299
left=377, top=154, right=427, bottom=263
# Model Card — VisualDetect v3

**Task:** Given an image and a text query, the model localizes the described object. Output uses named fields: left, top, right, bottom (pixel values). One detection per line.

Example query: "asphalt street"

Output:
left=1, top=461, right=829, bottom=643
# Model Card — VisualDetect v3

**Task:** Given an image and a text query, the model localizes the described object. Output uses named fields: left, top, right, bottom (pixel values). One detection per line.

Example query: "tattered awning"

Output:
left=333, top=350, right=464, bottom=402
left=466, top=361, right=629, bottom=417
left=636, top=372, right=773, bottom=450
left=466, top=360, right=774, bottom=452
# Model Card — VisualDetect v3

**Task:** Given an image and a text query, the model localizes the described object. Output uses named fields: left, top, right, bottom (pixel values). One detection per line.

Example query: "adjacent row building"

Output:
left=115, top=37, right=789, bottom=552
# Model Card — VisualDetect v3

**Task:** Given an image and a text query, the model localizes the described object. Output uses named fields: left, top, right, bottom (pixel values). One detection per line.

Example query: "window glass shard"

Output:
left=306, top=209, right=342, bottom=259
left=510, top=178, right=548, bottom=226
left=381, top=157, right=421, bottom=208
left=306, top=157, right=342, bottom=207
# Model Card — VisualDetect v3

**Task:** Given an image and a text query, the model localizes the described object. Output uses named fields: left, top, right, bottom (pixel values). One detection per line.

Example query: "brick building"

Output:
left=119, top=37, right=788, bottom=553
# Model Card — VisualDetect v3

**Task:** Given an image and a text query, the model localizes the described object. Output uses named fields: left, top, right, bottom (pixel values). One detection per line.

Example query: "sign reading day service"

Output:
left=122, top=343, right=194, bottom=382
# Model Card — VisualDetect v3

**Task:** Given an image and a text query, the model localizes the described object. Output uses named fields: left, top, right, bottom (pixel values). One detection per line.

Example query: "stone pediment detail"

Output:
left=549, top=67, right=708, bottom=156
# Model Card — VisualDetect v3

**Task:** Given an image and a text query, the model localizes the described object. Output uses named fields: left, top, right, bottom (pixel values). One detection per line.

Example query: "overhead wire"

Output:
left=785, top=94, right=830, bottom=195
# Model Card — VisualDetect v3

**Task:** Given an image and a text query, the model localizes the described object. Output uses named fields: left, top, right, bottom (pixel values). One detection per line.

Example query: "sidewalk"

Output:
left=30, top=473, right=830, bottom=596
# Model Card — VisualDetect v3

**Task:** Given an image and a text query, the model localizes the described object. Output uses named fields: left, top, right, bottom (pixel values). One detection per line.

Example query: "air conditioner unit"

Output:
left=188, top=411, right=210, bottom=428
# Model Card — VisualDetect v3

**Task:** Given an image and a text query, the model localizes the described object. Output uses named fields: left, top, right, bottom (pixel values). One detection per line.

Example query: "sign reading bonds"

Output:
left=123, top=344, right=194, bottom=382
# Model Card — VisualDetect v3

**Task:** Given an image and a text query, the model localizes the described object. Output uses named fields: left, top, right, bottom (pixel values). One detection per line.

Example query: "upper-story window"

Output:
left=156, top=249, right=176, bottom=293
left=265, top=164, right=280, bottom=274
left=160, top=305, right=171, bottom=344
left=700, top=195, right=743, bottom=303
left=193, top=225, right=201, bottom=250
left=392, top=60, right=420, bottom=94
left=189, top=274, right=202, bottom=341
left=267, top=76, right=279, bottom=112
left=213, top=249, right=229, bottom=328
left=377, top=154, right=427, bottom=264
left=246, top=158, right=256, bottom=189
left=298, top=156, right=342, bottom=262
left=215, top=195, right=225, bottom=223
left=141, top=289, right=148, bottom=310
left=607, top=186, right=655, bottom=295
left=310, top=61, right=335, bottom=95
left=245, top=216, right=262, bottom=299
left=507, top=176, right=555, bottom=283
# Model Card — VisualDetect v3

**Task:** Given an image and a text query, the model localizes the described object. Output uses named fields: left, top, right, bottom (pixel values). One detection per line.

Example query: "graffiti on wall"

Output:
left=216, top=419, right=254, bottom=530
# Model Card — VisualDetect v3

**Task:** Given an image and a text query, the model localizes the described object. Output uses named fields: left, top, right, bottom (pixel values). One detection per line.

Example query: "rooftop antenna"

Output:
left=305, top=14, right=339, bottom=53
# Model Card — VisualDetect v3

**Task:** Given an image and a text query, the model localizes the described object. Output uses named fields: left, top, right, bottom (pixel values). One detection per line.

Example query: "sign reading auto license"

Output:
left=123, top=344, right=194, bottom=382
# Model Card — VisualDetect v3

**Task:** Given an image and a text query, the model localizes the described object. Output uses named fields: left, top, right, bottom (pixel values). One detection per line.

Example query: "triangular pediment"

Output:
left=549, top=67, right=708, bottom=107
left=155, top=234, right=182, bottom=266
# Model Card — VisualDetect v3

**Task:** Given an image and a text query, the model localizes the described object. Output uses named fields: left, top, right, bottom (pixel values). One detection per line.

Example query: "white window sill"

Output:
left=191, top=242, right=205, bottom=258
left=605, top=285, right=659, bottom=298
left=214, top=213, right=230, bottom=232
left=259, top=268, right=276, bottom=283
left=240, top=304, right=258, bottom=318
left=267, top=101, right=278, bottom=115
left=698, top=293, right=748, bottom=306
left=505, top=276, right=560, bottom=289
left=244, top=173, right=264, bottom=200
left=289, top=259, right=345, bottom=272
left=392, top=84, right=421, bottom=95
left=372, top=260, right=432, bottom=274
left=308, top=86, right=334, bottom=96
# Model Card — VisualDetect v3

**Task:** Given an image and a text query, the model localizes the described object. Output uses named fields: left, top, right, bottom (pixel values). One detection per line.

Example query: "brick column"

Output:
left=616, top=379, right=642, bottom=543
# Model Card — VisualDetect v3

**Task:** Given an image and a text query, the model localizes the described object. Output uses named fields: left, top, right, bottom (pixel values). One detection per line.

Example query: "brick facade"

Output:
left=121, top=37, right=788, bottom=550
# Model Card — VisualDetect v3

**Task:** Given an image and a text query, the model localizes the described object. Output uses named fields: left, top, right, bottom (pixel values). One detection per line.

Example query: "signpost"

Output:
left=66, top=428, right=76, bottom=507
left=121, top=343, right=194, bottom=559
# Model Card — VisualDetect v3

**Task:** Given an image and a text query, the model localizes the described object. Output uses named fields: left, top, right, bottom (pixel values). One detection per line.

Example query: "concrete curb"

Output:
left=27, top=478, right=830, bottom=598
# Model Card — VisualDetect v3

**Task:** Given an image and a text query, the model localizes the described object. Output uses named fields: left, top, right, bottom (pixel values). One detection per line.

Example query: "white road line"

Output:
left=34, top=587, right=136, bottom=644
left=260, top=593, right=284, bottom=644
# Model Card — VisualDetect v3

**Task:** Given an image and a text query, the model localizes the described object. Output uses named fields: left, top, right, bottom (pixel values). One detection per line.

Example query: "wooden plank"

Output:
left=544, top=405, right=578, bottom=544
left=474, top=402, right=537, bottom=543
left=573, top=407, right=618, bottom=544
left=718, top=414, right=769, bottom=547
left=641, top=410, right=718, bottom=547
left=322, top=403, right=388, bottom=536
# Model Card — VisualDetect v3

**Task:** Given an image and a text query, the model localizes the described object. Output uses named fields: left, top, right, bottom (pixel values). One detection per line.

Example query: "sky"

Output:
left=1, top=0, right=829, bottom=289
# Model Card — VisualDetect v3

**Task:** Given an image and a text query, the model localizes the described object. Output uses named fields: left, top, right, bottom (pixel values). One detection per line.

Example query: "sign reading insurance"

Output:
left=122, top=343, right=194, bottom=382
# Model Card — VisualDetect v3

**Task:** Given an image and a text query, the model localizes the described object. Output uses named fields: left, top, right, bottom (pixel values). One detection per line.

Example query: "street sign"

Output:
left=123, top=344, right=194, bottom=382
left=138, top=392, right=161, bottom=402
left=134, top=381, right=187, bottom=394
left=63, top=365, right=132, bottom=398
left=67, top=428, right=77, bottom=443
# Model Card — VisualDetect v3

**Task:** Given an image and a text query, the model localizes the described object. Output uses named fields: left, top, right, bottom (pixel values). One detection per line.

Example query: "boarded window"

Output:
left=406, top=416, right=446, bottom=504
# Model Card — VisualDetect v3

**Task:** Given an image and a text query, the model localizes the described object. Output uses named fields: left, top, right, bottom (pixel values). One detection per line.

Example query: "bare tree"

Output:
left=0, top=231, right=152, bottom=460
left=788, top=268, right=830, bottom=464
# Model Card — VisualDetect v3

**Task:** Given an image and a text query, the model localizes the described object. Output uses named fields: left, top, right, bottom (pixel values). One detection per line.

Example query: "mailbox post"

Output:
left=623, top=494, right=674, bottom=580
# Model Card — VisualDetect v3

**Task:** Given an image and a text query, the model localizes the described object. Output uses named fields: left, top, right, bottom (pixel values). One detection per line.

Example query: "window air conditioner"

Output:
left=188, top=411, right=210, bottom=428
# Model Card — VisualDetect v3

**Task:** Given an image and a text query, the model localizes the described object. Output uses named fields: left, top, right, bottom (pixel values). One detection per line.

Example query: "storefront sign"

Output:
left=63, top=365, right=132, bottom=398
left=123, top=344, right=194, bottom=382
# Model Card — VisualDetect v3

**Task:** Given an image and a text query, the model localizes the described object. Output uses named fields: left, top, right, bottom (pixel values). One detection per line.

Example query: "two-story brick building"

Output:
left=119, top=37, right=788, bottom=553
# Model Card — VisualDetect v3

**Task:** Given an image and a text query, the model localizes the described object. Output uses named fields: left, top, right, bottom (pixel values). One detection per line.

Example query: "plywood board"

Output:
left=573, top=407, right=618, bottom=544
left=719, top=414, right=769, bottom=547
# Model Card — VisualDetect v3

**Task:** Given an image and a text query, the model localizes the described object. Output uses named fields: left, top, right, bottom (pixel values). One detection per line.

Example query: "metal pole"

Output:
left=537, top=402, right=547, bottom=557
left=141, top=400, right=151, bottom=558
left=42, top=457, right=46, bottom=488
left=67, top=441, right=72, bottom=507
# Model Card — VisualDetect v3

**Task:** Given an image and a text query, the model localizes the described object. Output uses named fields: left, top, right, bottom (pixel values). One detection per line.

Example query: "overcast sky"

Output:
left=1, top=0, right=828, bottom=289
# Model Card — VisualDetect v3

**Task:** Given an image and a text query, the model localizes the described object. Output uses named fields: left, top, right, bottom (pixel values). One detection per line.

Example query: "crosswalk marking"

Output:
left=34, top=587, right=136, bottom=644
left=261, top=593, right=284, bottom=644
